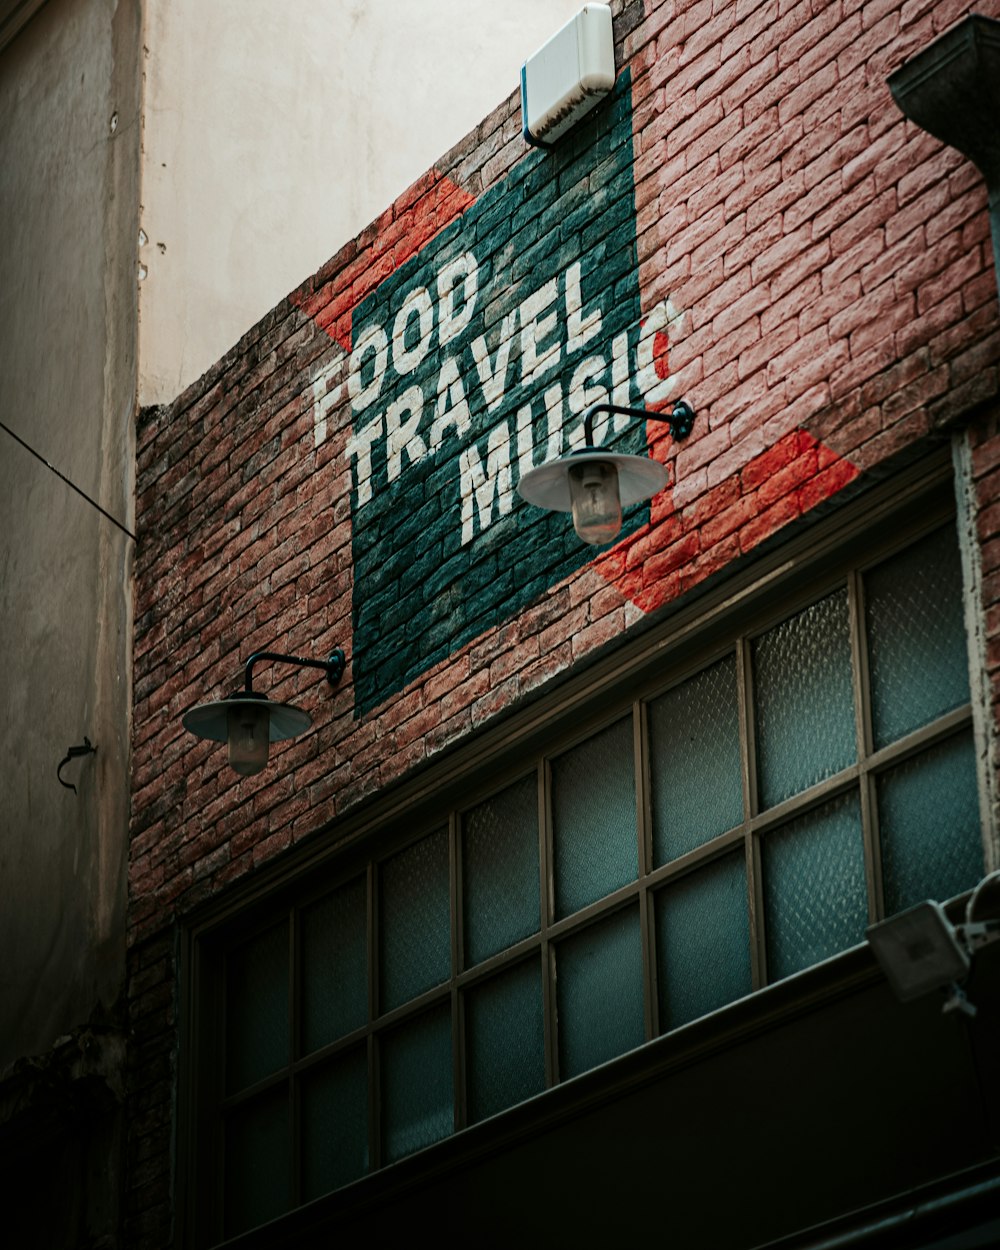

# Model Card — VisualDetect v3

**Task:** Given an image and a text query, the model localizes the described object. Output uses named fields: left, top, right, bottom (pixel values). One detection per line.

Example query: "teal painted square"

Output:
left=349, top=76, right=648, bottom=715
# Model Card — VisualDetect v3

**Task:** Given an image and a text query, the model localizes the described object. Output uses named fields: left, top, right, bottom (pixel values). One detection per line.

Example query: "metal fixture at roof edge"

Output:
left=866, top=871, right=1000, bottom=1017
left=520, top=4, right=615, bottom=148
left=182, top=648, right=346, bottom=777
left=516, top=400, right=696, bottom=545
left=888, top=15, right=1000, bottom=297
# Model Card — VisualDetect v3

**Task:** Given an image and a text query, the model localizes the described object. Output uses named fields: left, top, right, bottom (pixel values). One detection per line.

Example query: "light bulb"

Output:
left=568, top=459, right=622, bottom=545
left=227, top=701, right=270, bottom=775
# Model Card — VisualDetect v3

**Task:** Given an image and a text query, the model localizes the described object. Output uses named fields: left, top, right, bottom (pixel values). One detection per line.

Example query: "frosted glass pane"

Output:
left=463, top=774, right=540, bottom=966
left=380, top=829, right=450, bottom=1012
left=552, top=717, right=637, bottom=918
left=763, top=791, right=867, bottom=982
left=226, top=920, right=288, bottom=1094
left=224, top=1088, right=289, bottom=1237
left=649, top=655, right=742, bottom=863
left=301, top=1047, right=368, bottom=1200
left=878, top=731, right=982, bottom=914
left=865, top=525, right=969, bottom=749
left=557, top=906, right=644, bottom=1079
left=301, top=875, right=367, bottom=1055
left=753, top=589, right=855, bottom=808
left=381, top=1005, right=453, bottom=1162
left=656, top=852, right=751, bottom=1031
left=466, top=958, right=545, bottom=1124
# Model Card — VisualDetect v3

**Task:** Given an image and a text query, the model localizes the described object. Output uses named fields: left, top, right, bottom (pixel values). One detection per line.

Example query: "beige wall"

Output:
left=139, top=0, right=584, bottom=406
left=0, top=0, right=140, bottom=1067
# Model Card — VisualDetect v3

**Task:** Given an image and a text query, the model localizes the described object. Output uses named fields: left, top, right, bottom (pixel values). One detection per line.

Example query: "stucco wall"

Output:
left=0, top=0, right=140, bottom=1068
left=138, top=0, right=584, bottom=407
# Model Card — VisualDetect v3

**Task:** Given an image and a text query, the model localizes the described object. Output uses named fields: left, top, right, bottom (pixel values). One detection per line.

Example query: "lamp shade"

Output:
left=518, top=449, right=668, bottom=544
left=182, top=692, right=312, bottom=776
left=518, top=449, right=668, bottom=512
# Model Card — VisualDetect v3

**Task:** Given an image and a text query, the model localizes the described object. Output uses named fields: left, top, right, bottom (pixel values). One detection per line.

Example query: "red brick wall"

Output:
left=126, top=0, right=1000, bottom=1242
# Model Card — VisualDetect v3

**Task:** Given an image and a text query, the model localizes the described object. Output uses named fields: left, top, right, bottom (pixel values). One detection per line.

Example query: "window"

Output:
left=186, top=473, right=985, bottom=1242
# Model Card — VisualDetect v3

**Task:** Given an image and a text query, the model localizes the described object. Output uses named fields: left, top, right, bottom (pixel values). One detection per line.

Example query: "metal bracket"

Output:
left=57, top=737, right=97, bottom=794
left=243, top=649, right=347, bottom=694
left=581, top=401, right=696, bottom=449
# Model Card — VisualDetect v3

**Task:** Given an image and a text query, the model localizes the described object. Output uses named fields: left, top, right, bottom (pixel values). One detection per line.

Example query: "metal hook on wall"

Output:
left=57, top=737, right=97, bottom=795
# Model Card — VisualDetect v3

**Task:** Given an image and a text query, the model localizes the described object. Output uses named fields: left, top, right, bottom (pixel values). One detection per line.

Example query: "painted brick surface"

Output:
left=126, top=1, right=1000, bottom=1244
left=342, top=74, right=659, bottom=714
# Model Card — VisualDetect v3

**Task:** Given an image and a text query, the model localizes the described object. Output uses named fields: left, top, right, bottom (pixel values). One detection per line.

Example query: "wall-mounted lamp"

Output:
left=182, top=648, right=346, bottom=776
left=516, top=401, right=696, bottom=544
left=867, top=873, right=1000, bottom=1017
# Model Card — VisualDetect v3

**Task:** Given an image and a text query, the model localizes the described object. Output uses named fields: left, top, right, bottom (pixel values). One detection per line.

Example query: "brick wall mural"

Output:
left=304, top=74, right=673, bottom=714
left=130, top=0, right=1000, bottom=904
left=290, top=64, right=877, bottom=719
left=127, top=1, right=1000, bottom=1242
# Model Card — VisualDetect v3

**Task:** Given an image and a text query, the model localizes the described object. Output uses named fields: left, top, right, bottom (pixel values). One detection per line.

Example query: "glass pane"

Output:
left=865, top=525, right=969, bottom=749
left=301, top=1047, right=368, bottom=1200
left=878, top=731, right=982, bottom=915
left=301, top=875, right=367, bottom=1055
left=649, top=655, right=743, bottom=863
left=552, top=717, right=637, bottom=918
left=463, top=774, right=540, bottom=966
left=381, top=1004, right=453, bottom=1162
left=466, top=958, right=545, bottom=1124
left=762, top=791, right=867, bottom=982
left=557, top=905, right=644, bottom=1080
left=753, top=589, right=855, bottom=808
left=226, top=920, right=288, bottom=1094
left=224, top=1087, right=289, bottom=1237
left=656, top=851, right=751, bottom=1032
left=379, top=829, right=450, bottom=1012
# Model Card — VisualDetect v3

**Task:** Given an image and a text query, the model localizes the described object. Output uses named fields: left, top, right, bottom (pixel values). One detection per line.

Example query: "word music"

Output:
left=337, top=252, right=679, bottom=545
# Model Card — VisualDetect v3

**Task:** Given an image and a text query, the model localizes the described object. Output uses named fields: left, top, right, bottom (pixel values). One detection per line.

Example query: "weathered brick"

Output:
left=127, top=8, right=1000, bottom=1245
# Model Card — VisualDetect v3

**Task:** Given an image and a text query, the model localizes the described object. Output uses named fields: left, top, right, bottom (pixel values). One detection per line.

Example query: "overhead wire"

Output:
left=0, top=419, right=137, bottom=543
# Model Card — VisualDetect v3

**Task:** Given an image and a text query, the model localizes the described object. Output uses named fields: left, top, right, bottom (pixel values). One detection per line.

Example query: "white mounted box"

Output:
left=520, top=4, right=616, bottom=147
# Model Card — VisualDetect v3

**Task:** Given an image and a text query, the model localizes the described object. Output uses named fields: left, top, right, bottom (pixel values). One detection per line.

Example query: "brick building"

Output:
left=129, top=2, right=1000, bottom=1246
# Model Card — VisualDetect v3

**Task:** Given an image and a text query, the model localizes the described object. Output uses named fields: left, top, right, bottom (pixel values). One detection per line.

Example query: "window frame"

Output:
left=177, top=449, right=989, bottom=1247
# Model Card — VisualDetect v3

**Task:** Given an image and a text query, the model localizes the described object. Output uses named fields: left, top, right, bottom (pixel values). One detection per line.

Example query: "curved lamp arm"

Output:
left=183, top=646, right=347, bottom=777
left=244, top=649, right=346, bottom=693
left=517, top=398, right=698, bottom=546
left=580, top=400, right=696, bottom=448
